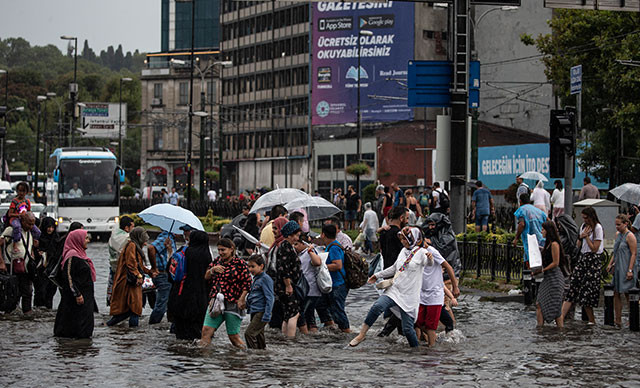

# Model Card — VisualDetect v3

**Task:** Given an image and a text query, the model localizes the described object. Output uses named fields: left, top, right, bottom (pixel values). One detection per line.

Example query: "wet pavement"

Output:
left=1, top=242, right=639, bottom=387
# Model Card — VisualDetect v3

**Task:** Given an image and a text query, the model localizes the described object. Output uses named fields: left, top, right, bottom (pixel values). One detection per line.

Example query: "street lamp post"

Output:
left=356, top=29, right=373, bottom=195
left=0, top=69, right=7, bottom=181
left=35, top=95, right=47, bottom=202
left=60, top=35, right=78, bottom=147
left=119, top=77, right=132, bottom=166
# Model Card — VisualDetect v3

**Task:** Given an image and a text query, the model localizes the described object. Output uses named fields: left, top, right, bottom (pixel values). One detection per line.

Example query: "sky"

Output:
left=0, top=0, right=161, bottom=54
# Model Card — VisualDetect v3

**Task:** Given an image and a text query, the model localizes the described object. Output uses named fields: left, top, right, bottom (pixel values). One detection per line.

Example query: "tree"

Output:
left=532, top=10, right=640, bottom=186
left=82, top=39, right=97, bottom=62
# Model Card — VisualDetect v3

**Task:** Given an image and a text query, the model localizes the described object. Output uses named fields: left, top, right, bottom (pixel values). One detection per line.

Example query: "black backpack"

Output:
left=438, top=190, right=450, bottom=210
left=0, top=270, right=19, bottom=312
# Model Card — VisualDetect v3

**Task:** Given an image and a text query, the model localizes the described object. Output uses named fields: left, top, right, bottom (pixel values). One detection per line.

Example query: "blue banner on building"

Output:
left=478, top=143, right=608, bottom=190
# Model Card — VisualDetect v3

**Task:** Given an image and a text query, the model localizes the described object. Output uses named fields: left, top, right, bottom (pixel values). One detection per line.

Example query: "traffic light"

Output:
left=549, top=109, right=575, bottom=178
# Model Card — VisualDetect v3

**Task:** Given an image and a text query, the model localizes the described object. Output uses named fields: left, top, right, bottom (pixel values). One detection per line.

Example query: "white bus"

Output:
left=50, top=147, right=125, bottom=239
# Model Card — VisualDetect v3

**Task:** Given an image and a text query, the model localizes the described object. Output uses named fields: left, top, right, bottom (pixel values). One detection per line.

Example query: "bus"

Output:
left=50, top=147, right=125, bottom=239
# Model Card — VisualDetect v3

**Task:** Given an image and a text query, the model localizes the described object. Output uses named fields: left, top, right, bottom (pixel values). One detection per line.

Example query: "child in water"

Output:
left=245, top=254, right=274, bottom=349
left=7, top=182, right=40, bottom=252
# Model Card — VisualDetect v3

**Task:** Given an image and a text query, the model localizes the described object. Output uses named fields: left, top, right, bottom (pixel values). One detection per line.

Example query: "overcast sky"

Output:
left=0, top=0, right=161, bottom=54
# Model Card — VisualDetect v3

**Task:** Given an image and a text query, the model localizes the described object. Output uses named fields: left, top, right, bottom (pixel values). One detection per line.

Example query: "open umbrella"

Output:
left=519, top=171, right=548, bottom=182
left=249, top=188, right=310, bottom=214
left=285, top=196, right=340, bottom=221
left=610, top=183, right=640, bottom=205
left=138, top=203, right=204, bottom=234
left=232, top=225, right=270, bottom=252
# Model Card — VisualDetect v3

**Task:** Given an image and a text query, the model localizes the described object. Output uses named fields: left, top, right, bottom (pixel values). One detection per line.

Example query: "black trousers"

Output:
left=16, top=274, right=33, bottom=313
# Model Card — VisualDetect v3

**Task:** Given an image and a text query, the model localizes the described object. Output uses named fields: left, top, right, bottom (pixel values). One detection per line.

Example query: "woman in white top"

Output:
left=561, top=206, right=604, bottom=324
left=349, top=227, right=429, bottom=348
left=531, top=180, right=551, bottom=215
left=550, top=180, right=565, bottom=219
left=359, top=202, right=380, bottom=255
left=416, top=241, right=459, bottom=347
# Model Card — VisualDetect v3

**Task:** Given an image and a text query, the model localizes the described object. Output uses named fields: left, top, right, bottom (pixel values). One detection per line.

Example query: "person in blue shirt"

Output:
left=148, top=230, right=177, bottom=324
left=513, top=192, right=547, bottom=265
left=320, top=223, right=351, bottom=333
left=471, top=181, right=495, bottom=232
left=245, top=254, right=275, bottom=349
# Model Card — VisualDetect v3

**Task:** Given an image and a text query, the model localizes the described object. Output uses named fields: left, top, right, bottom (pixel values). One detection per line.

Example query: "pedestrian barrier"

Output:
left=458, top=235, right=524, bottom=282
left=120, top=198, right=247, bottom=218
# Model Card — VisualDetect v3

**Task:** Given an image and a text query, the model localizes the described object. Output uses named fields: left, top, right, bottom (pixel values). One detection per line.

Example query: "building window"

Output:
left=333, top=154, right=344, bottom=169
left=332, top=180, right=344, bottom=193
left=179, top=82, right=189, bottom=105
left=317, top=155, right=331, bottom=170
left=362, top=153, right=375, bottom=168
left=317, top=180, right=332, bottom=199
left=346, top=154, right=358, bottom=166
left=207, top=80, right=216, bottom=103
left=154, top=83, right=163, bottom=99
left=153, top=124, right=163, bottom=149
left=179, top=125, right=186, bottom=150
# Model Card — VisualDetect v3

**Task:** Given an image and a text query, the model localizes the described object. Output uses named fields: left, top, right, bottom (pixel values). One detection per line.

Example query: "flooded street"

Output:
left=1, top=242, right=639, bottom=387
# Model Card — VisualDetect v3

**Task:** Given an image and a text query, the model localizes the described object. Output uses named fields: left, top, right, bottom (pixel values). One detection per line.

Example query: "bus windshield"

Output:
left=58, top=159, right=118, bottom=206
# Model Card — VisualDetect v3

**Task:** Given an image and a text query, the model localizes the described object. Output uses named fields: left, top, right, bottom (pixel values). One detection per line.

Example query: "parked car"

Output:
left=0, top=181, right=15, bottom=203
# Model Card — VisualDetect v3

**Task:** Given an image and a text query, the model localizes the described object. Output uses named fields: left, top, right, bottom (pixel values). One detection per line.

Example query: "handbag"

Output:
left=0, top=267, right=20, bottom=312
left=375, top=247, right=420, bottom=290
left=208, top=292, right=225, bottom=318
left=295, top=275, right=310, bottom=301
left=126, top=249, right=144, bottom=285
left=315, top=261, right=333, bottom=294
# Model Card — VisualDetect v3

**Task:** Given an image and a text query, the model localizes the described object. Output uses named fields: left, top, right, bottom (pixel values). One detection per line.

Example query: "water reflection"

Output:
left=0, top=243, right=639, bottom=387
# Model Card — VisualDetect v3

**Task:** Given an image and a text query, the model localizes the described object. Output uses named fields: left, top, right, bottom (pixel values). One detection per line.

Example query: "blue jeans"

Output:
left=327, top=284, right=349, bottom=330
left=149, top=273, right=171, bottom=324
left=107, top=311, right=139, bottom=327
left=364, top=295, right=419, bottom=347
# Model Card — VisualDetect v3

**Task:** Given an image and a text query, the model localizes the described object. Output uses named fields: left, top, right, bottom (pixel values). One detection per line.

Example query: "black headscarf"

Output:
left=38, top=217, right=60, bottom=264
left=243, top=213, right=259, bottom=239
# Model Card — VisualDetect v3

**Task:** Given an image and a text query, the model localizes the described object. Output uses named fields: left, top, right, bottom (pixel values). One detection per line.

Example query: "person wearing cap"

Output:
left=273, top=220, right=303, bottom=338
left=148, top=229, right=177, bottom=324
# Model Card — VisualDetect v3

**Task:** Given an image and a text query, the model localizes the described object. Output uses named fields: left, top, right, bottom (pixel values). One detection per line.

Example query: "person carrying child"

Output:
left=7, top=182, right=41, bottom=253
left=245, top=254, right=275, bottom=349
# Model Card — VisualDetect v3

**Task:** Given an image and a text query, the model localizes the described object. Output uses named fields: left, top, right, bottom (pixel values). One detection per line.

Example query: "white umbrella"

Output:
left=138, top=203, right=205, bottom=234
left=232, top=225, right=270, bottom=252
left=610, top=183, right=640, bottom=205
left=285, top=196, right=341, bottom=221
left=519, top=171, right=548, bottom=182
left=250, top=188, right=310, bottom=214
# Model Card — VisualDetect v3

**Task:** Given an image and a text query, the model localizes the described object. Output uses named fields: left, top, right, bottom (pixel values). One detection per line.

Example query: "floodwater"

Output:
left=1, top=243, right=639, bottom=387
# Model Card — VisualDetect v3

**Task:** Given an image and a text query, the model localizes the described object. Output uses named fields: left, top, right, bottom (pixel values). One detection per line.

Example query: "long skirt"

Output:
left=565, top=252, right=602, bottom=308
left=536, top=266, right=565, bottom=322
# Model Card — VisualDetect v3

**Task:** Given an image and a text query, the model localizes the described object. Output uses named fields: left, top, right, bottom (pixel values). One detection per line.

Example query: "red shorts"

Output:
left=416, top=304, right=442, bottom=331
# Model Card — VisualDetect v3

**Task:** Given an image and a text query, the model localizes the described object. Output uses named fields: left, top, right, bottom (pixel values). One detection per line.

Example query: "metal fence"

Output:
left=457, top=235, right=524, bottom=282
left=120, top=198, right=247, bottom=218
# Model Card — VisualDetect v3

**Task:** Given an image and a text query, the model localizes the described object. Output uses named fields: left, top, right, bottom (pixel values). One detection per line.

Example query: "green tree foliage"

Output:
left=534, top=10, right=640, bottom=185
left=362, top=183, right=376, bottom=204
left=0, top=37, right=145, bottom=182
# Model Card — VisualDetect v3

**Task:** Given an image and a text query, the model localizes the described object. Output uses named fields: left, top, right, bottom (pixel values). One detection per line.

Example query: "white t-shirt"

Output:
left=550, top=188, right=564, bottom=208
left=374, top=246, right=428, bottom=318
left=580, top=223, right=604, bottom=254
left=420, top=246, right=446, bottom=306
left=207, top=190, right=217, bottom=202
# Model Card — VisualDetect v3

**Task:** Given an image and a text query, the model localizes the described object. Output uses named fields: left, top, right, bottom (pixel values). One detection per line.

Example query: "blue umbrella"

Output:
left=138, top=203, right=205, bottom=234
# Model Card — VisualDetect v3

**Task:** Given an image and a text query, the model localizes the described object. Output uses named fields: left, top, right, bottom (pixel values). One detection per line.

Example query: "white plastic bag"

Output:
left=315, top=252, right=332, bottom=294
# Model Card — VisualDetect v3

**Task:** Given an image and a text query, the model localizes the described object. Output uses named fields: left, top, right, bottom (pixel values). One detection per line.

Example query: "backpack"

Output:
left=0, top=270, right=19, bottom=312
left=327, top=242, right=369, bottom=289
left=168, top=246, right=187, bottom=294
left=438, top=190, right=450, bottom=210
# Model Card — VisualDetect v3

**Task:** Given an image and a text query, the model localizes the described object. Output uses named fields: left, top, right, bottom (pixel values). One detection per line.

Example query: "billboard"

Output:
left=79, top=102, right=127, bottom=139
left=312, top=1, right=414, bottom=125
left=478, top=143, right=608, bottom=190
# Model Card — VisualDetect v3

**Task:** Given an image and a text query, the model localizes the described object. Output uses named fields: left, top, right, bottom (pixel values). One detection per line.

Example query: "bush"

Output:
left=120, top=185, right=135, bottom=198
left=198, top=208, right=225, bottom=231
left=346, top=163, right=370, bottom=176
left=121, top=213, right=145, bottom=227
left=205, top=170, right=219, bottom=182
left=212, top=219, right=231, bottom=232
left=362, top=183, right=376, bottom=204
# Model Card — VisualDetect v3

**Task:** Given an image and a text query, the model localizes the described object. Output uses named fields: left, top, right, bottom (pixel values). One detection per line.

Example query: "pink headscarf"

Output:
left=269, top=216, right=289, bottom=253
left=61, top=229, right=96, bottom=282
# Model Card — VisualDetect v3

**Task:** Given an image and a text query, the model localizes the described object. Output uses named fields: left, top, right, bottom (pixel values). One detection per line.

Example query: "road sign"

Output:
left=408, top=60, right=480, bottom=108
left=79, top=102, right=127, bottom=138
left=570, top=65, right=582, bottom=95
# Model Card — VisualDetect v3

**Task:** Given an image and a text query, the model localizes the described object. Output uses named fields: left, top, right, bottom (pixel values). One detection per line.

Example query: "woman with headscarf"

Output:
left=34, top=217, right=61, bottom=309
left=531, top=180, right=551, bottom=215
left=274, top=220, right=303, bottom=338
left=167, top=230, right=213, bottom=340
left=53, top=229, right=95, bottom=338
left=349, top=227, right=434, bottom=348
left=265, top=216, right=289, bottom=329
left=242, top=213, right=260, bottom=254
left=108, top=227, right=151, bottom=327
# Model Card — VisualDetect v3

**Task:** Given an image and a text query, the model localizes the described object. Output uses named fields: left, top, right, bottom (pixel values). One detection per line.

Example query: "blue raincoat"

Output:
left=514, top=204, right=547, bottom=262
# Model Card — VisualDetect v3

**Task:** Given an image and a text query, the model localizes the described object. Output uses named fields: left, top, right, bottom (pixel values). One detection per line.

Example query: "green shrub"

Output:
left=121, top=213, right=145, bottom=227
left=362, top=183, right=376, bottom=204
left=346, top=163, right=370, bottom=176
left=212, top=219, right=231, bottom=232
left=120, top=185, right=135, bottom=198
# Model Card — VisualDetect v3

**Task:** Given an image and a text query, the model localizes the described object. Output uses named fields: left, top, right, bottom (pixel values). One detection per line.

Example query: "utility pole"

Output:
left=199, top=85, right=206, bottom=201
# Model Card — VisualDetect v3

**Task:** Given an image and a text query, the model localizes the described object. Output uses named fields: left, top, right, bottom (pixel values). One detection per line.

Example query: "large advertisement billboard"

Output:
left=312, top=1, right=414, bottom=125
left=478, top=143, right=608, bottom=190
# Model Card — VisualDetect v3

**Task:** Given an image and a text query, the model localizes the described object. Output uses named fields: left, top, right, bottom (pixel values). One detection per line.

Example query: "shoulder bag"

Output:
left=375, top=247, right=420, bottom=290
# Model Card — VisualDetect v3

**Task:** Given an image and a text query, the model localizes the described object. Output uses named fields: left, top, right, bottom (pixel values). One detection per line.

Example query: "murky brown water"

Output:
left=1, top=242, right=639, bottom=387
